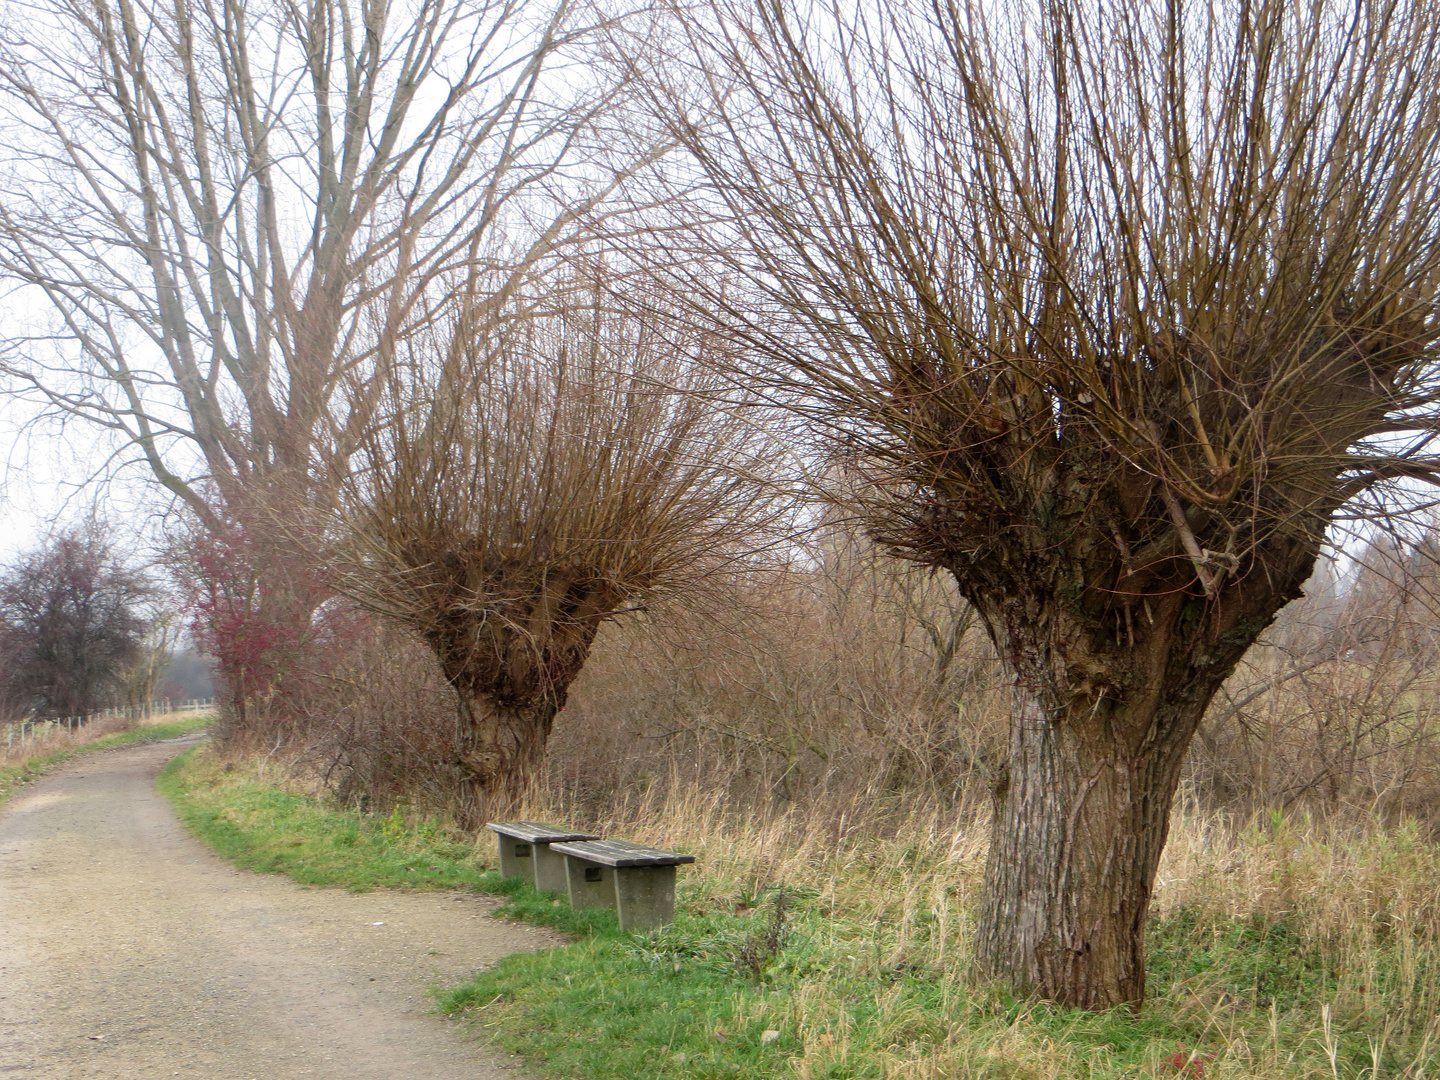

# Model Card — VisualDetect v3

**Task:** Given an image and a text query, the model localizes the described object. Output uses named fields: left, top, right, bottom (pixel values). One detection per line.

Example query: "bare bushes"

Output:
left=549, top=536, right=1005, bottom=820
left=171, top=521, right=464, bottom=808
left=555, top=533, right=1440, bottom=834
left=187, top=589, right=465, bottom=816
left=201, top=528, right=1440, bottom=833
left=1189, top=548, right=1440, bottom=822
left=269, top=608, right=466, bottom=815
left=171, top=519, right=333, bottom=743
left=190, top=529, right=1006, bottom=823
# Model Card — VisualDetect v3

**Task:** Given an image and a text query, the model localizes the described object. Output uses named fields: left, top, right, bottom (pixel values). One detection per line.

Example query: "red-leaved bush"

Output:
left=172, top=522, right=330, bottom=741
left=172, top=516, right=468, bottom=810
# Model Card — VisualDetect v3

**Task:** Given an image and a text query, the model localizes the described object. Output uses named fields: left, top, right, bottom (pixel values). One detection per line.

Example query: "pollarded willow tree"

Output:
left=325, top=280, right=779, bottom=822
left=635, top=0, right=1440, bottom=1007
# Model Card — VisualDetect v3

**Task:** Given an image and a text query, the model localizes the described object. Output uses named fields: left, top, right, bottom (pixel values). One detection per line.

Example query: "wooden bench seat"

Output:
left=550, top=839, right=696, bottom=931
left=486, top=821, right=600, bottom=894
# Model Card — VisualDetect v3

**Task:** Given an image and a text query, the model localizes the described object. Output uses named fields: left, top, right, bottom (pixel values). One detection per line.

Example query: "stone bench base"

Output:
left=486, top=821, right=600, bottom=894
left=551, top=839, right=695, bottom=931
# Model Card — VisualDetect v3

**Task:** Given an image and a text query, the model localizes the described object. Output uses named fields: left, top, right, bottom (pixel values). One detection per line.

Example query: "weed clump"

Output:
left=734, top=886, right=791, bottom=982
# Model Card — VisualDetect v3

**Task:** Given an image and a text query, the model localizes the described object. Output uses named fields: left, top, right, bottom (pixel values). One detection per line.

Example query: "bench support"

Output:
left=614, top=865, right=677, bottom=931
left=498, top=839, right=533, bottom=883
left=565, top=854, right=617, bottom=912
left=533, top=844, right=571, bottom=895
left=498, top=842, right=580, bottom=894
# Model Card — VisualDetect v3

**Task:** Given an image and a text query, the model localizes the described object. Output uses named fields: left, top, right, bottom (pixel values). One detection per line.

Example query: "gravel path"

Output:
left=0, top=736, right=559, bottom=1079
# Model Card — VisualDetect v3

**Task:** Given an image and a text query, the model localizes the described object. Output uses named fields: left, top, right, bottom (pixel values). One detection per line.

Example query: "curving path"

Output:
left=0, top=735, right=558, bottom=1079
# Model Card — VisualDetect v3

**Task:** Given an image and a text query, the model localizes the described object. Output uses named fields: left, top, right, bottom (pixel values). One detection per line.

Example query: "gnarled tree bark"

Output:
left=971, top=567, right=1312, bottom=1008
left=453, top=695, right=560, bottom=821
left=426, top=580, right=609, bottom=825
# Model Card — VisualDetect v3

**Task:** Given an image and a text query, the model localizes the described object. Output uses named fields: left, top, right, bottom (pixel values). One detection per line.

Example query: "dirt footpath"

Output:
left=0, top=736, right=560, bottom=1079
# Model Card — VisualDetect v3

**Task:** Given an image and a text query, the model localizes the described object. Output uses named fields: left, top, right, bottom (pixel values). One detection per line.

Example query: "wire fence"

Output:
left=2, top=699, right=215, bottom=756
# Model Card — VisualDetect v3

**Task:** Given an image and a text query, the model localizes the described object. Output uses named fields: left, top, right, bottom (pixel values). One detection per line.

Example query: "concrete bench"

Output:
left=486, top=821, right=600, bottom=895
left=550, top=839, right=696, bottom=931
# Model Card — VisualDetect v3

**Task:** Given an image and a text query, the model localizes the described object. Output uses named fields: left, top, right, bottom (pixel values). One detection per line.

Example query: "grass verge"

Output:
left=161, top=746, right=1440, bottom=1079
left=156, top=746, right=615, bottom=934
left=0, top=712, right=213, bottom=808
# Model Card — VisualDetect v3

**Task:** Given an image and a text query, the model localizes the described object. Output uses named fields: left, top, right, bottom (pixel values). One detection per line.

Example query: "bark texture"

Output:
left=453, top=693, right=559, bottom=821
left=965, top=512, right=1323, bottom=1009
left=422, top=571, right=616, bottom=826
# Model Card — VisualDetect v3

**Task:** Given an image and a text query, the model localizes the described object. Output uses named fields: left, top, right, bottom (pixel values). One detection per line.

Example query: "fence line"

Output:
left=2, top=699, right=215, bottom=755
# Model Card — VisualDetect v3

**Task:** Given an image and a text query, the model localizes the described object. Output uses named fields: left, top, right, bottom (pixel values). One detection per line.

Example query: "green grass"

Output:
left=160, top=747, right=1437, bottom=1080
left=159, top=747, right=491, bottom=890
left=157, top=746, right=616, bottom=936
left=440, top=930, right=806, bottom=1080
left=439, top=899, right=1381, bottom=1080
left=0, top=713, right=212, bottom=808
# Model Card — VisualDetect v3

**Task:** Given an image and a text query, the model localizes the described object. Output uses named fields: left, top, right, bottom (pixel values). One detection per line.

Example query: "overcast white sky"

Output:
left=0, top=394, right=165, bottom=566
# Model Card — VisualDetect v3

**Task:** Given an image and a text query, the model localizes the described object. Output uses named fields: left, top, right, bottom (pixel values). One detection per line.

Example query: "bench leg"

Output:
left=533, top=843, right=570, bottom=895
left=565, top=855, right=617, bottom=911
left=614, top=865, right=677, bottom=931
left=498, top=838, right=536, bottom=884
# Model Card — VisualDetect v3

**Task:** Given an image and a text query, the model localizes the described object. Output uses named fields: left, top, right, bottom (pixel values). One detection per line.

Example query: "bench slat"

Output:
left=485, top=820, right=599, bottom=844
left=551, top=838, right=696, bottom=867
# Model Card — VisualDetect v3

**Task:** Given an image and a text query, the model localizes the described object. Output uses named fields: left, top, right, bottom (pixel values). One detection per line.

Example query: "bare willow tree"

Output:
left=634, top=0, right=1440, bottom=1007
left=326, top=281, right=778, bottom=821
left=0, top=0, right=621, bottom=528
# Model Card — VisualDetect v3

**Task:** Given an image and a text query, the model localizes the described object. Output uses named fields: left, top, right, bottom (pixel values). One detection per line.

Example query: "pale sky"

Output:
left=0, top=393, right=164, bottom=566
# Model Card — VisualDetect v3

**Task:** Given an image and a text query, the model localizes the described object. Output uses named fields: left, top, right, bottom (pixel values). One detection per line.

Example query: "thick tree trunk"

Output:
left=453, top=690, right=558, bottom=827
left=965, top=559, right=1307, bottom=1010
left=975, top=682, right=1209, bottom=1009
left=425, top=584, right=608, bottom=829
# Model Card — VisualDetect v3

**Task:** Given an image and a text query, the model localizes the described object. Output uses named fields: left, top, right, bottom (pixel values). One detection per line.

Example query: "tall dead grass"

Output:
left=491, top=754, right=1440, bottom=1076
